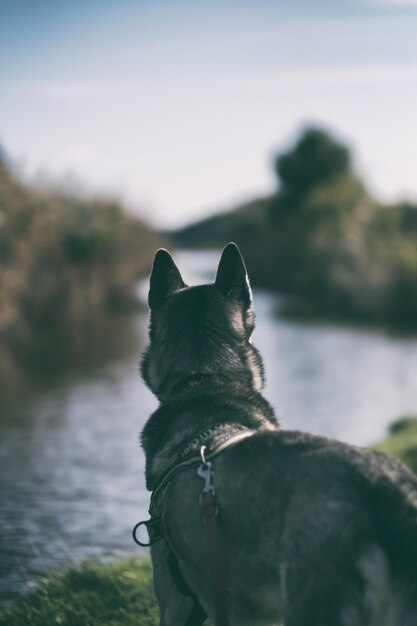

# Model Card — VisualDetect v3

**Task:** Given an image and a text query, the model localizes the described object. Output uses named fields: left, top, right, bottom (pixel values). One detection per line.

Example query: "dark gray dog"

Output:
left=140, top=243, right=417, bottom=626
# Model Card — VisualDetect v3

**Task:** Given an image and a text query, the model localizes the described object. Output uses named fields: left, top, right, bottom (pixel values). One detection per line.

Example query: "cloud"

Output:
left=39, top=82, right=111, bottom=101
left=366, top=0, right=417, bottom=6
left=55, top=143, right=97, bottom=169
left=231, top=64, right=417, bottom=89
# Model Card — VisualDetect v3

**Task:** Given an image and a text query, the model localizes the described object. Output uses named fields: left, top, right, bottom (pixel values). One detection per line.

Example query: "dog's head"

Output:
left=141, top=243, right=264, bottom=401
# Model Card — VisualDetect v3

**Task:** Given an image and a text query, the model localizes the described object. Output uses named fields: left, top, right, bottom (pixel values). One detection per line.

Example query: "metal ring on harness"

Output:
left=133, top=514, right=165, bottom=546
left=132, top=520, right=153, bottom=547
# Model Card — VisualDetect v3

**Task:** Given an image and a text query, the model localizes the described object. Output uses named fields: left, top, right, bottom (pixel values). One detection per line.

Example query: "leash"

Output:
left=133, top=424, right=256, bottom=626
left=198, top=445, right=229, bottom=626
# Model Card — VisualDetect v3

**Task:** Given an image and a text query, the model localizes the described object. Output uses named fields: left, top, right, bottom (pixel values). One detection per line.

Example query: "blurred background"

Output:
left=1, top=0, right=417, bottom=610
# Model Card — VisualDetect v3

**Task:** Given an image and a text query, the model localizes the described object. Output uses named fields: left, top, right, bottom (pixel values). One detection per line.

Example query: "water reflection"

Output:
left=0, top=314, right=155, bottom=606
left=0, top=250, right=416, bottom=606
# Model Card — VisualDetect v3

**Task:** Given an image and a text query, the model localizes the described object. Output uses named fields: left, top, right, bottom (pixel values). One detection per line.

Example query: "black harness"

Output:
left=133, top=423, right=257, bottom=626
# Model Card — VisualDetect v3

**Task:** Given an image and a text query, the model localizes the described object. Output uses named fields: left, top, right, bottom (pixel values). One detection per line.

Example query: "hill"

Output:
left=173, top=128, right=417, bottom=329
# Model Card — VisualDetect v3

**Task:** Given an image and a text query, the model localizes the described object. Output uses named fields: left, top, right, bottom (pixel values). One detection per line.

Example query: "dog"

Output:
left=140, top=243, right=417, bottom=626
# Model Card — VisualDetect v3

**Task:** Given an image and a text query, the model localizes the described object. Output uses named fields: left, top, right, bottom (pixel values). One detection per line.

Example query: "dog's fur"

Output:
left=141, top=243, right=417, bottom=626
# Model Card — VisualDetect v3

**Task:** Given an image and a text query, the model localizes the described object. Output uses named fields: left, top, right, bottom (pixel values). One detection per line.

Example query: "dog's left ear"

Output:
left=149, top=249, right=186, bottom=310
left=215, top=242, right=252, bottom=308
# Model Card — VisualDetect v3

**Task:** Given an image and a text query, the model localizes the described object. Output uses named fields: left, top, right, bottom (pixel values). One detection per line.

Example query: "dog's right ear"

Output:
left=215, top=242, right=252, bottom=308
left=148, top=249, right=186, bottom=310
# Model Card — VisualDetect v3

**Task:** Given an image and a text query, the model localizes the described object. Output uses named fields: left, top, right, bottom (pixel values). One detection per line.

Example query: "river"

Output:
left=1, top=249, right=416, bottom=606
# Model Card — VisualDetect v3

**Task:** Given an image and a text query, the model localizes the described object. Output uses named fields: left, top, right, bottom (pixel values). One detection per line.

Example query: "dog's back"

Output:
left=164, top=429, right=417, bottom=625
left=141, top=244, right=417, bottom=626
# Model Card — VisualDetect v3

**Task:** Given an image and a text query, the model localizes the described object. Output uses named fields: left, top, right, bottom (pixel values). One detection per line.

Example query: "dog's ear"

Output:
left=149, top=249, right=186, bottom=310
left=215, top=242, right=252, bottom=308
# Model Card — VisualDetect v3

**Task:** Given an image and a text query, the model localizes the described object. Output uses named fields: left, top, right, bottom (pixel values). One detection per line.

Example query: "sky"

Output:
left=1, top=0, right=417, bottom=228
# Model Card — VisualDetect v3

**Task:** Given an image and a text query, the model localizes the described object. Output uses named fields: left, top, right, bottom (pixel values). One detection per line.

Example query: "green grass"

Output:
left=372, top=415, right=417, bottom=474
left=0, top=558, right=159, bottom=626
left=2, top=416, right=417, bottom=625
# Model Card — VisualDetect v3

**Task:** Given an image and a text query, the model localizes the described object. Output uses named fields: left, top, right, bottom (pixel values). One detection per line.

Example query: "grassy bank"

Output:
left=0, top=150, right=160, bottom=399
left=373, top=415, right=417, bottom=474
left=2, top=416, right=416, bottom=625
left=0, top=558, right=159, bottom=626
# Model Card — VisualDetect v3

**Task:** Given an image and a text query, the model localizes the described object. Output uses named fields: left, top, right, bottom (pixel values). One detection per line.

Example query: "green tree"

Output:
left=274, top=127, right=352, bottom=198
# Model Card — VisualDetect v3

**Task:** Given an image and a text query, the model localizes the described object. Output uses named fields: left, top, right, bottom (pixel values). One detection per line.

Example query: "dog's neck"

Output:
left=159, top=370, right=256, bottom=402
left=141, top=382, right=278, bottom=490
left=169, top=373, right=219, bottom=397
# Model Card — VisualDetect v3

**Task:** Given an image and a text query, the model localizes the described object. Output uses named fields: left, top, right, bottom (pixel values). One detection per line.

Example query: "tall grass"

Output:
left=0, top=152, right=159, bottom=397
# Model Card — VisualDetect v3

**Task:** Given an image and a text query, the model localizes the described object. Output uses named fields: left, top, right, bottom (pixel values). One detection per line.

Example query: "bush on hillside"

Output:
left=0, top=147, right=159, bottom=390
left=174, top=126, right=417, bottom=329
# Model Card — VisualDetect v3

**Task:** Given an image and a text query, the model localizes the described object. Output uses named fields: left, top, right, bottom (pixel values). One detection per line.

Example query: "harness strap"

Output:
left=185, top=602, right=207, bottom=626
left=167, top=549, right=207, bottom=626
left=133, top=425, right=258, bottom=626
left=164, top=496, right=208, bottom=626
left=151, top=427, right=256, bottom=502
left=133, top=483, right=208, bottom=624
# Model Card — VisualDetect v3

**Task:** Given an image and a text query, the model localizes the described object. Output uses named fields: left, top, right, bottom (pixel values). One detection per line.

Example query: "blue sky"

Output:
left=1, top=0, right=417, bottom=227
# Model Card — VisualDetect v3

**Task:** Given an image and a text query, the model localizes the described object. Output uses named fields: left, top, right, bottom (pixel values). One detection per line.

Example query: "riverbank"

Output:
left=2, top=416, right=416, bottom=625
left=0, top=151, right=160, bottom=402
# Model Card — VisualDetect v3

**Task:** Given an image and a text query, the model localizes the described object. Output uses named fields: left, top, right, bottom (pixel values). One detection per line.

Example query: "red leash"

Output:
left=198, top=447, right=229, bottom=626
